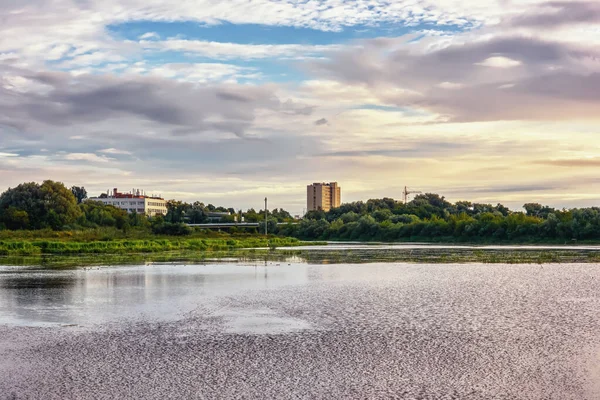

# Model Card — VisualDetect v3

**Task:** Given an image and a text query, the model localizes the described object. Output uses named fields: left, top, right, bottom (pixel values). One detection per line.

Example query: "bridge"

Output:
left=186, top=222, right=297, bottom=229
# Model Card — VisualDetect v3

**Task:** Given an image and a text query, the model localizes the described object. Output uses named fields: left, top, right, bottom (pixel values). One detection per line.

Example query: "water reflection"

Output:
left=0, top=264, right=311, bottom=327
left=3, top=261, right=600, bottom=398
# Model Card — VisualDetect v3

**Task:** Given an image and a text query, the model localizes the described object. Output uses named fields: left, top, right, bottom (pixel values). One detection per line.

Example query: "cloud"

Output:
left=533, top=158, right=600, bottom=167
left=100, top=148, right=133, bottom=155
left=476, top=56, right=522, bottom=68
left=0, top=62, right=329, bottom=211
left=142, top=62, right=260, bottom=83
left=469, top=184, right=561, bottom=193
left=141, top=39, right=342, bottom=60
left=2, top=0, right=600, bottom=211
left=0, top=65, right=313, bottom=139
left=508, top=1, right=600, bottom=29
left=139, top=32, right=160, bottom=40
left=63, top=153, right=113, bottom=163
left=437, top=81, right=464, bottom=89
left=313, top=139, right=475, bottom=158
left=310, top=35, right=600, bottom=122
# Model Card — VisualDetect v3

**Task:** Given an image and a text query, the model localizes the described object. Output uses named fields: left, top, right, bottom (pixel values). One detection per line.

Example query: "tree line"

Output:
left=0, top=180, right=293, bottom=235
left=0, top=181, right=147, bottom=232
left=3, top=181, right=599, bottom=242
left=162, top=200, right=293, bottom=224
left=277, top=193, right=600, bottom=242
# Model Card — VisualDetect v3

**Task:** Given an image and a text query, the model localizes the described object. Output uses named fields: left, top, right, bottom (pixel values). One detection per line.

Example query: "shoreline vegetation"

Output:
left=2, top=246, right=600, bottom=268
left=287, top=196, right=600, bottom=243
left=1, top=180, right=600, bottom=266
left=0, top=235, right=314, bottom=256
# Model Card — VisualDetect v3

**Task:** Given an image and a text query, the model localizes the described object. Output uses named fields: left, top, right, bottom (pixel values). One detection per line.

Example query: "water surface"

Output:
left=1, top=258, right=600, bottom=399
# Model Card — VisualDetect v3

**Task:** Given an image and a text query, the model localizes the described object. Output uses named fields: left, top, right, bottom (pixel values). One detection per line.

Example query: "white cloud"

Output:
left=498, top=83, right=515, bottom=89
left=142, top=39, right=342, bottom=60
left=476, top=56, right=522, bottom=68
left=63, top=153, right=113, bottom=163
left=437, top=81, right=464, bottom=89
left=99, top=148, right=133, bottom=155
left=57, top=51, right=127, bottom=68
left=1, top=0, right=600, bottom=210
left=146, top=62, right=258, bottom=82
left=139, top=32, right=159, bottom=40
left=1, top=75, right=53, bottom=93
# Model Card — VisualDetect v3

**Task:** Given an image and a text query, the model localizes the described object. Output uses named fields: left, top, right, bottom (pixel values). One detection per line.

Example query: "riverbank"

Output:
left=0, top=236, right=317, bottom=256
left=3, top=243, right=600, bottom=267
left=319, top=236, right=600, bottom=245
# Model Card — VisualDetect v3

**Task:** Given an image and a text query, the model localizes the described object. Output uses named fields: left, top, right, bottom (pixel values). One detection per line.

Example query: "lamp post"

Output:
left=264, top=197, right=268, bottom=235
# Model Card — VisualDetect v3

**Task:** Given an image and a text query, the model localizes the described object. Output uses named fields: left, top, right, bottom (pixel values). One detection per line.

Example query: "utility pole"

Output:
left=264, top=197, right=268, bottom=235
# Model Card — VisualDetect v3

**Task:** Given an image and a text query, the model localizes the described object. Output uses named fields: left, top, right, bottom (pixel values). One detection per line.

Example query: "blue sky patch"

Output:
left=107, top=20, right=465, bottom=45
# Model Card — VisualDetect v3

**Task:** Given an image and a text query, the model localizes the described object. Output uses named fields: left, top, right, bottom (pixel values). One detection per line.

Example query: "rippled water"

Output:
left=2, top=260, right=600, bottom=399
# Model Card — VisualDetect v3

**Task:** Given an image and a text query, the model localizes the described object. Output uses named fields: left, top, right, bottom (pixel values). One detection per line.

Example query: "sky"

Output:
left=1, top=0, right=600, bottom=215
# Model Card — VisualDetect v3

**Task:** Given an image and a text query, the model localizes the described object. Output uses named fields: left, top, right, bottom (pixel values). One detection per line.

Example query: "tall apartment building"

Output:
left=307, top=182, right=341, bottom=212
left=88, top=188, right=167, bottom=217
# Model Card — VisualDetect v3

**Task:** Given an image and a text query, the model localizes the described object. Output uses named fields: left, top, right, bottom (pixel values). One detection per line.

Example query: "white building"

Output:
left=88, top=188, right=167, bottom=217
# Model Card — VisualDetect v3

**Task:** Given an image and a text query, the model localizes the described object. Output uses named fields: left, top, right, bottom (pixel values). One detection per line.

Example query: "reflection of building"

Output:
left=88, top=188, right=167, bottom=217
left=307, top=182, right=341, bottom=212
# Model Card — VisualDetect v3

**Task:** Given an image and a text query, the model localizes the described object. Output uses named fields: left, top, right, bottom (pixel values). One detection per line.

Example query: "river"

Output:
left=1, top=247, right=600, bottom=399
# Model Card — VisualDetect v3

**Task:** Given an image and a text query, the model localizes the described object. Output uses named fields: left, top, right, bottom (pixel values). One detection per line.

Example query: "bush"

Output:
left=151, top=222, right=192, bottom=236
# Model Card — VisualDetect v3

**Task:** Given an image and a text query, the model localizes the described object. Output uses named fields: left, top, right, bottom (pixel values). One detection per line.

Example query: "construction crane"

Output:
left=402, top=186, right=422, bottom=204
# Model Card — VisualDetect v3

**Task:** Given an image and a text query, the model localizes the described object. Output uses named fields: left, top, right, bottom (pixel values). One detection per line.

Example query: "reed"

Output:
left=0, top=236, right=310, bottom=256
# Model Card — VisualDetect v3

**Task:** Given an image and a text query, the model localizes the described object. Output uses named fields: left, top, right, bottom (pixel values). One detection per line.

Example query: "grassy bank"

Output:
left=0, top=227, right=261, bottom=241
left=0, top=249, right=286, bottom=268
left=295, top=248, right=600, bottom=264
left=0, top=236, right=314, bottom=256
left=324, top=236, right=600, bottom=245
left=3, top=246, right=600, bottom=268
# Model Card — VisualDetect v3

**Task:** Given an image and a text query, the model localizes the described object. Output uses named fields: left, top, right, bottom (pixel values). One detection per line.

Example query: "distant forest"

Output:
left=279, top=194, right=600, bottom=243
left=1, top=181, right=599, bottom=243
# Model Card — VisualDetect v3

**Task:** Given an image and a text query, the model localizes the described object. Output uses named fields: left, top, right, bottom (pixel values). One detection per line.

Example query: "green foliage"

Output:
left=162, top=200, right=294, bottom=224
left=2, top=207, right=30, bottom=230
left=293, top=195, right=600, bottom=242
left=0, top=236, right=306, bottom=256
left=78, top=200, right=127, bottom=228
left=70, top=186, right=87, bottom=204
left=257, top=217, right=278, bottom=234
left=152, top=222, right=192, bottom=236
left=0, top=180, right=82, bottom=230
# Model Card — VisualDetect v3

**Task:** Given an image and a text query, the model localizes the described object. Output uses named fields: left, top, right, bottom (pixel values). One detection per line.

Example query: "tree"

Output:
left=70, top=186, right=88, bottom=204
left=152, top=222, right=192, bottom=236
left=0, top=180, right=81, bottom=230
left=2, top=207, right=29, bottom=230
left=244, top=208, right=260, bottom=222
left=258, top=217, right=278, bottom=235
left=79, top=201, right=123, bottom=227
left=40, top=180, right=83, bottom=229
left=523, top=203, right=555, bottom=219
left=0, top=182, right=43, bottom=229
left=165, top=200, right=187, bottom=223
left=271, top=208, right=293, bottom=222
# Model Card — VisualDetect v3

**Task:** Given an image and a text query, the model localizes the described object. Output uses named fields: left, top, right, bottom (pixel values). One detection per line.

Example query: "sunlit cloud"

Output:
left=476, top=56, right=522, bottom=68
left=0, top=0, right=599, bottom=213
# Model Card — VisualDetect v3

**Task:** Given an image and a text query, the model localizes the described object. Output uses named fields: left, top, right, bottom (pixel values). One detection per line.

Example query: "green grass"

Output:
left=293, top=248, right=600, bottom=264
left=327, top=236, right=600, bottom=245
left=3, top=247, right=600, bottom=268
left=0, top=236, right=317, bottom=256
